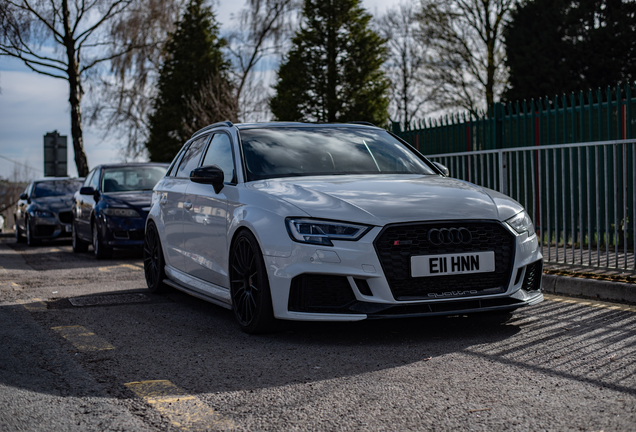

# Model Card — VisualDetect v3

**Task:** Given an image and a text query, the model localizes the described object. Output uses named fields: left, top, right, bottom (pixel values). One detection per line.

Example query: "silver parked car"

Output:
left=144, top=122, right=543, bottom=333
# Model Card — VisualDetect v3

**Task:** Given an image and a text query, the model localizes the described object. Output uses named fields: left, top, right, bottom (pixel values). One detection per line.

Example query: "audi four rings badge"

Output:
left=427, top=227, right=472, bottom=245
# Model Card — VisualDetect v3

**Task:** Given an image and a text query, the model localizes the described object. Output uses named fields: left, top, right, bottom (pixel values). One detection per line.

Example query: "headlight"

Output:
left=33, top=210, right=54, bottom=218
left=286, top=218, right=371, bottom=246
left=506, top=210, right=535, bottom=236
left=102, top=208, right=140, bottom=218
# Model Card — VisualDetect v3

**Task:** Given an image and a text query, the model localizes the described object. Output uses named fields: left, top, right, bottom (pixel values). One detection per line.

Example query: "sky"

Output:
left=0, top=0, right=398, bottom=181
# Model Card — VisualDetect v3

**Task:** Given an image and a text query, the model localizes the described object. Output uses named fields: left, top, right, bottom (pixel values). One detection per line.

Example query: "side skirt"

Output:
left=164, top=265, right=232, bottom=310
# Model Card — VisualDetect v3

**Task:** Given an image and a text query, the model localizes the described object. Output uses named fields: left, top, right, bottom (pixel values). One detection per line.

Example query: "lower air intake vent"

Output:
left=522, top=260, right=543, bottom=292
left=288, top=274, right=356, bottom=313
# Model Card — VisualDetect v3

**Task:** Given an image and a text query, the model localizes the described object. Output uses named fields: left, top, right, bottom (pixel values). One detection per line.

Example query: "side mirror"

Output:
left=19, top=193, right=28, bottom=200
left=79, top=186, right=94, bottom=196
left=190, top=165, right=224, bottom=194
left=433, top=162, right=449, bottom=177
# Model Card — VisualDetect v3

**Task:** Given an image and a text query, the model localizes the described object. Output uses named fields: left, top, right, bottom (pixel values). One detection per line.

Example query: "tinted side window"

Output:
left=176, top=135, right=208, bottom=178
left=84, top=170, right=95, bottom=187
left=201, top=133, right=235, bottom=183
left=90, top=169, right=100, bottom=190
left=167, top=145, right=188, bottom=177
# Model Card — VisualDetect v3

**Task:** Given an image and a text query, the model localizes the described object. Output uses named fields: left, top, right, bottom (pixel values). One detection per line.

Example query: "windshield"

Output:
left=32, top=179, right=83, bottom=198
left=102, top=166, right=167, bottom=193
left=239, top=127, right=436, bottom=181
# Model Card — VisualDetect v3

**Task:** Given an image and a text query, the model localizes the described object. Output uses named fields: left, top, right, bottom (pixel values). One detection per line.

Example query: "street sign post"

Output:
left=44, top=131, right=68, bottom=177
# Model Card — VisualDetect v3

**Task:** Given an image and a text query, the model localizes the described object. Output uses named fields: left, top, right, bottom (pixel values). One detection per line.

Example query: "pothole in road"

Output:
left=69, top=293, right=150, bottom=307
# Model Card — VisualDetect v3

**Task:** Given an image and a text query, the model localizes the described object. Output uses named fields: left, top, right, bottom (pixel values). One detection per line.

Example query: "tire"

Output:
left=15, top=222, right=25, bottom=243
left=92, top=220, right=112, bottom=259
left=229, top=230, right=276, bottom=334
left=72, top=222, right=89, bottom=253
left=143, top=221, right=169, bottom=293
left=26, top=218, right=40, bottom=246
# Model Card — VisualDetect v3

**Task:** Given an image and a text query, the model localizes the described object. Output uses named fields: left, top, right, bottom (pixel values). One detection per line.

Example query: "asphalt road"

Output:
left=1, top=236, right=635, bottom=431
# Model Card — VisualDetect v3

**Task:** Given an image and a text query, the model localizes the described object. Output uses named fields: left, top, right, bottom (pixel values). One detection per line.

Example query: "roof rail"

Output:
left=191, top=121, right=234, bottom=138
left=347, top=121, right=376, bottom=127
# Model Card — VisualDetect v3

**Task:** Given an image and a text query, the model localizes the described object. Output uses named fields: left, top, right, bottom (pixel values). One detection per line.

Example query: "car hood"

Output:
left=248, top=174, right=524, bottom=225
left=103, top=191, right=153, bottom=209
left=31, top=195, right=74, bottom=212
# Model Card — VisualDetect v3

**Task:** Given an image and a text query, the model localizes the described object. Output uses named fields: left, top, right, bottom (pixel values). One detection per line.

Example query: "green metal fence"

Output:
left=392, top=83, right=636, bottom=271
left=392, top=83, right=635, bottom=152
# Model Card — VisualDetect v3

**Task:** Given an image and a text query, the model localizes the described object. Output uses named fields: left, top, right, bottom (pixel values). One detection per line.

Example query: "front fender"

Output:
left=227, top=204, right=297, bottom=258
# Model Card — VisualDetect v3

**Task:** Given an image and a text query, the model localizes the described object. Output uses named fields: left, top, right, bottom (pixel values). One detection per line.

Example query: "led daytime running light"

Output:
left=286, top=218, right=370, bottom=246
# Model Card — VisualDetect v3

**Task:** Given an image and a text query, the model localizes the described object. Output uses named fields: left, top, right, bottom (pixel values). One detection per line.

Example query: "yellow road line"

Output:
left=125, top=380, right=234, bottom=430
left=0, top=281, right=21, bottom=290
left=21, top=298, right=47, bottom=312
left=52, top=325, right=115, bottom=351
left=99, top=263, right=143, bottom=272
left=544, top=294, right=636, bottom=313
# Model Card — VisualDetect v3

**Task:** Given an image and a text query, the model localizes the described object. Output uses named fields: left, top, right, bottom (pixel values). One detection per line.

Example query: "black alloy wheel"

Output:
left=143, top=222, right=168, bottom=293
left=26, top=218, right=39, bottom=246
left=72, top=222, right=88, bottom=253
left=15, top=222, right=25, bottom=243
left=229, top=231, right=276, bottom=334
left=92, top=220, right=112, bottom=259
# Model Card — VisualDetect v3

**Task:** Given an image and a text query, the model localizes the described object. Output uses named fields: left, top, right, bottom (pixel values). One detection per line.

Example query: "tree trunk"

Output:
left=62, top=0, right=89, bottom=177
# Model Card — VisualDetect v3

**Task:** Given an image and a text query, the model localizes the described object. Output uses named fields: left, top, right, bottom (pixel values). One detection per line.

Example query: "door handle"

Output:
left=183, top=201, right=192, bottom=210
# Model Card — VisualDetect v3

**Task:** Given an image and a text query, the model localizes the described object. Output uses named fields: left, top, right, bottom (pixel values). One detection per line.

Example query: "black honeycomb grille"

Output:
left=374, top=221, right=516, bottom=300
left=522, top=260, right=543, bottom=292
left=288, top=274, right=356, bottom=313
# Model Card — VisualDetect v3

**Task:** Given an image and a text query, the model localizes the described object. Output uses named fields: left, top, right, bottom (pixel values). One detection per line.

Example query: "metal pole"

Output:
left=586, top=146, right=591, bottom=266
left=561, top=147, right=567, bottom=263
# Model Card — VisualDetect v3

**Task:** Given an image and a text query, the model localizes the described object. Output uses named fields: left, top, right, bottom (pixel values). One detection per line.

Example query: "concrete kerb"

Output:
left=542, top=274, right=636, bottom=305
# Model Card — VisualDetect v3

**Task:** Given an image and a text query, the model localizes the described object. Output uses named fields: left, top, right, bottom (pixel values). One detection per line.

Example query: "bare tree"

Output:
left=86, top=0, right=185, bottom=160
left=0, top=0, right=147, bottom=176
left=417, top=0, right=513, bottom=114
left=182, top=73, right=239, bottom=138
left=226, top=0, right=300, bottom=121
left=378, top=2, right=437, bottom=127
left=89, top=0, right=298, bottom=157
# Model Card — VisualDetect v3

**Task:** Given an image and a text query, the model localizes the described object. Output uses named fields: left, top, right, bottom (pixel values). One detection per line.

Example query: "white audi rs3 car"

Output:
left=144, top=121, right=543, bottom=333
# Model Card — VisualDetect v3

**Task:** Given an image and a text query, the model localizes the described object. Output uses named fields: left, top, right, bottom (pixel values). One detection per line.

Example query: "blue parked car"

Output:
left=71, top=163, right=168, bottom=258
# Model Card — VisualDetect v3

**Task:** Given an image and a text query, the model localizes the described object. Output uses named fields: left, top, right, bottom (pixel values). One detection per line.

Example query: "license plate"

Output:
left=411, top=251, right=495, bottom=277
left=64, top=225, right=72, bottom=232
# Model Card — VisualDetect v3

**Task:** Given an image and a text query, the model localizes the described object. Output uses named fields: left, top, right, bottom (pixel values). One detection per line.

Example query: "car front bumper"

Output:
left=100, top=215, right=147, bottom=248
left=263, top=222, right=543, bottom=321
left=30, top=212, right=73, bottom=239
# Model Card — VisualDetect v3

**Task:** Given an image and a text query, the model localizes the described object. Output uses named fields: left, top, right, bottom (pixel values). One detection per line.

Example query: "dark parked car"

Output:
left=15, top=177, right=84, bottom=246
left=72, top=163, right=168, bottom=258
